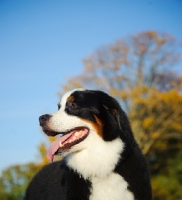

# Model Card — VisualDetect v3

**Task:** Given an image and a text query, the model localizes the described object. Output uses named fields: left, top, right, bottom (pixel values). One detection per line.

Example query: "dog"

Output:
left=24, top=89, right=152, bottom=200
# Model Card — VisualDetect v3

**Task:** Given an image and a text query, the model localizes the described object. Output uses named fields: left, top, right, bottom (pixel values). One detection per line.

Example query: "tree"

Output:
left=60, top=31, right=181, bottom=109
left=0, top=140, right=51, bottom=200
left=129, top=86, right=182, bottom=154
left=0, top=163, right=41, bottom=200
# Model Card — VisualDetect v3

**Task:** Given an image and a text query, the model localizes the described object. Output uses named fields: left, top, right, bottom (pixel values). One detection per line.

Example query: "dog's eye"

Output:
left=57, top=102, right=61, bottom=110
left=68, top=102, right=78, bottom=109
left=71, top=103, right=78, bottom=109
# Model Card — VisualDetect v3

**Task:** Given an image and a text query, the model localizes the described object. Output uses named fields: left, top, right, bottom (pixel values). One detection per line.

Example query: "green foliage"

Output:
left=0, top=163, right=41, bottom=200
left=151, top=148, right=182, bottom=200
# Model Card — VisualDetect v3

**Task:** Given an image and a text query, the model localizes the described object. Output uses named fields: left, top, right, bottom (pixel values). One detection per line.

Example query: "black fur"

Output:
left=25, top=161, right=91, bottom=200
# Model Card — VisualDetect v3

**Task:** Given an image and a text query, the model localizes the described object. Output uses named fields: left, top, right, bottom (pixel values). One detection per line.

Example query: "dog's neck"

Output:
left=66, top=134, right=124, bottom=180
left=66, top=137, right=134, bottom=200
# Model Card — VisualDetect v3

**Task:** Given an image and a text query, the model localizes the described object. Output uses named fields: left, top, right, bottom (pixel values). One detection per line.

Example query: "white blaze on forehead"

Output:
left=59, top=88, right=85, bottom=111
left=48, top=88, right=86, bottom=133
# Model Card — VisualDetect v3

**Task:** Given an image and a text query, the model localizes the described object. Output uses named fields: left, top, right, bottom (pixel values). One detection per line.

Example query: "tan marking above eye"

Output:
left=67, top=95, right=74, bottom=102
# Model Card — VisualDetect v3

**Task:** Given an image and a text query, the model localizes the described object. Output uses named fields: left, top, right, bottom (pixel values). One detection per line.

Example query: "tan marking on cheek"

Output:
left=67, top=95, right=74, bottom=102
left=93, top=115, right=103, bottom=137
left=79, top=116, right=103, bottom=137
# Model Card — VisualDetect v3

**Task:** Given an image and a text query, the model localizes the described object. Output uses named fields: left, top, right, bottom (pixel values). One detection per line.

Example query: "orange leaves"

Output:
left=59, top=31, right=181, bottom=101
left=142, top=117, right=154, bottom=129
left=129, top=86, right=182, bottom=154
left=85, top=65, right=93, bottom=72
left=37, top=142, right=49, bottom=166
left=120, top=90, right=128, bottom=101
left=150, top=132, right=160, bottom=139
left=156, top=38, right=166, bottom=45
left=146, top=31, right=157, bottom=38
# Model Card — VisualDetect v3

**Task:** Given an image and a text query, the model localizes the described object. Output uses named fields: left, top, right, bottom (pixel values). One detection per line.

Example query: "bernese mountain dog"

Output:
left=24, top=89, right=152, bottom=200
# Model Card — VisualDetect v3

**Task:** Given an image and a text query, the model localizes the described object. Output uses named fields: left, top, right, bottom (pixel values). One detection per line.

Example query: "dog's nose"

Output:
left=39, top=114, right=51, bottom=125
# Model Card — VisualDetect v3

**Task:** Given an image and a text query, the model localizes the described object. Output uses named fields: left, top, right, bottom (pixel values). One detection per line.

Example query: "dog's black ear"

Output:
left=99, top=91, right=134, bottom=142
left=98, top=91, right=125, bottom=130
left=103, top=104, right=122, bottom=129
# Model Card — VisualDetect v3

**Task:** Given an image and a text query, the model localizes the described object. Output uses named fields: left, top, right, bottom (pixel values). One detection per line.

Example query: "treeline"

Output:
left=1, top=31, right=182, bottom=200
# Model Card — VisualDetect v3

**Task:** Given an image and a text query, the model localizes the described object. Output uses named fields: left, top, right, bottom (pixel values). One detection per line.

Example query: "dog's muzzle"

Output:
left=39, top=114, right=52, bottom=126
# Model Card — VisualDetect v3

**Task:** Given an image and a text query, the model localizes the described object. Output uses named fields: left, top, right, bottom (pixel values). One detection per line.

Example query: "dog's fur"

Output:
left=24, top=89, right=152, bottom=200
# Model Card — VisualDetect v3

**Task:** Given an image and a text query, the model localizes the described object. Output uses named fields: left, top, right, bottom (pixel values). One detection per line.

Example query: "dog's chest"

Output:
left=89, top=173, right=134, bottom=200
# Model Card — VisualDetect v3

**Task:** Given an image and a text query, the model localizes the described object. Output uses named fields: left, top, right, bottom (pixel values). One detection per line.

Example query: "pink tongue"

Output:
left=47, top=131, right=75, bottom=162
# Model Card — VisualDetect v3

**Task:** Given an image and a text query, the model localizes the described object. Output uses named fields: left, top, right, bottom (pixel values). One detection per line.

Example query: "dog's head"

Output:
left=39, top=89, right=135, bottom=177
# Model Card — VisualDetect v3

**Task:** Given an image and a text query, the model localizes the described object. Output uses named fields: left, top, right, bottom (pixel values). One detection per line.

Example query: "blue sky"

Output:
left=0, top=0, right=182, bottom=172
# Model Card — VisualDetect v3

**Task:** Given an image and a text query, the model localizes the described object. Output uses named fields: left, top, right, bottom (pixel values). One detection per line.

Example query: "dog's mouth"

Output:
left=46, top=127, right=89, bottom=162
